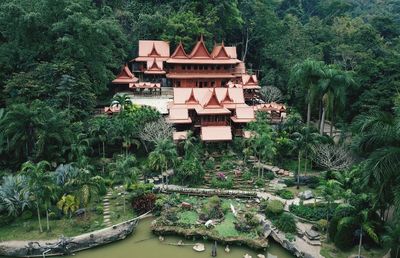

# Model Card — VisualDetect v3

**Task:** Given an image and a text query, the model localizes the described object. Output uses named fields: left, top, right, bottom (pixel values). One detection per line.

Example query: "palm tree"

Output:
left=111, top=93, right=132, bottom=112
left=21, top=161, right=52, bottom=233
left=317, top=179, right=343, bottom=221
left=89, top=116, right=110, bottom=158
left=290, top=59, right=326, bottom=126
left=148, top=139, right=177, bottom=185
left=319, top=66, right=353, bottom=135
left=353, top=97, right=400, bottom=220
left=383, top=218, right=400, bottom=258
left=247, top=112, right=276, bottom=178
left=291, top=126, right=323, bottom=187
left=108, top=155, right=138, bottom=213
left=0, top=103, right=36, bottom=160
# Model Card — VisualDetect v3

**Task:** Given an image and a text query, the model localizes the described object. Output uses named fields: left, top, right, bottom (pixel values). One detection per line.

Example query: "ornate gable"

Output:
left=148, top=43, right=161, bottom=57
left=171, top=42, right=188, bottom=58
left=189, top=35, right=211, bottom=59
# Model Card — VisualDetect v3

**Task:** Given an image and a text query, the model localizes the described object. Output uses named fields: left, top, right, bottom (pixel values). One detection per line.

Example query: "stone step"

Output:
left=104, top=215, right=111, bottom=219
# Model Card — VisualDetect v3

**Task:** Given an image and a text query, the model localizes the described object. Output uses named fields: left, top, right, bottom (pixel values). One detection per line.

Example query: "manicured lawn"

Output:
left=178, top=211, right=198, bottom=225
left=214, top=213, right=240, bottom=237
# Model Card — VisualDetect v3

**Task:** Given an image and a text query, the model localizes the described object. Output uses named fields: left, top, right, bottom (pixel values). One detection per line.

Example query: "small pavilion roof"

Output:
left=231, top=106, right=255, bottom=123
left=138, top=40, right=170, bottom=57
left=242, top=74, right=258, bottom=85
left=253, top=102, right=286, bottom=112
left=112, top=64, right=139, bottom=84
left=172, top=88, right=245, bottom=106
left=167, top=108, right=192, bottom=124
left=145, top=58, right=166, bottom=74
left=201, top=126, right=232, bottom=141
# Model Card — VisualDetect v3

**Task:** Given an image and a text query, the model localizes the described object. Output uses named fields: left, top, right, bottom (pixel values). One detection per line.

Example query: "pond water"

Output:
left=72, top=217, right=294, bottom=258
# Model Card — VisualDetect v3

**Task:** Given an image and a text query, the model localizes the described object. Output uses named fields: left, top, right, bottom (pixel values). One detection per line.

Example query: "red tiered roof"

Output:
left=171, top=42, right=188, bottom=59
left=112, top=64, right=139, bottom=84
left=189, top=35, right=211, bottom=59
left=211, top=42, right=230, bottom=59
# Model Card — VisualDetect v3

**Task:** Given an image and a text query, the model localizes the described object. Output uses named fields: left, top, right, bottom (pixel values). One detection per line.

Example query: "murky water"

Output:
left=72, top=217, right=294, bottom=258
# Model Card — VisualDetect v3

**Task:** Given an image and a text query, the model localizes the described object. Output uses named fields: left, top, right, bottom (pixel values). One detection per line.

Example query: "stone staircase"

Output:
left=103, top=190, right=112, bottom=227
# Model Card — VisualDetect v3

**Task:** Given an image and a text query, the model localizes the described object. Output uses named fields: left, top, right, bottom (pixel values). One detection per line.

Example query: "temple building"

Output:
left=111, top=36, right=286, bottom=141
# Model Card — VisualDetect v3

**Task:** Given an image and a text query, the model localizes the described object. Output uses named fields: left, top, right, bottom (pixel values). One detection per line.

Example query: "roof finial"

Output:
left=221, top=40, right=225, bottom=47
left=200, top=34, right=204, bottom=42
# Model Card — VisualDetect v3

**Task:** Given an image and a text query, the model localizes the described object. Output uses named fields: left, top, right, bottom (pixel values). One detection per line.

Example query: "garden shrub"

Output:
left=333, top=204, right=356, bottom=218
left=220, top=160, right=234, bottom=171
left=264, top=200, right=284, bottom=218
left=283, top=178, right=295, bottom=187
left=255, top=178, right=265, bottom=187
left=316, top=219, right=328, bottom=232
left=265, top=172, right=275, bottom=180
left=200, top=196, right=224, bottom=220
left=21, top=210, right=33, bottom=220
left=242, top=170, right=252, bottom=181
left=307, top=176, right=320, bottom=189
left=275, top=213, right=297, bottom=233
left=211, top=176, right=233, bottom=189
left=131, top=193, right=156, bottom=214
left=0, top=215, right=14, bottom=226
left=276, top=189, right=294, bottom=199
left=174, top=157, right=205, bottom=186
left=334, top=220, right=357, bottom=250
left=95, top=205, right=104, bottom=215
left=48, top=211, right=57, bottom=220
left=234, top=212, right=259, bottom=232
left=289, top=204, right=336, bottom=221
left=328, top=217, right=339, bottom=240
left=204, top=158, right=215, bottom=170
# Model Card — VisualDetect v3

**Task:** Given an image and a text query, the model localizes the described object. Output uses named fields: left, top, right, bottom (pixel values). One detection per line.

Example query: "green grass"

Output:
left=281, top=158, right=320, bottom=174
left=178, top=211, right=198, bottom=225
left=214, top=213, right=240, bottom=237
left=0, top=211, right=104, bottom=241
left=109, top=189, right=137, bottom=224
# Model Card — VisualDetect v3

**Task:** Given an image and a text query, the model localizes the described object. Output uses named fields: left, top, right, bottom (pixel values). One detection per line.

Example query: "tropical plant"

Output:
left=111, top=93, right=132, bottom=111
left=317, top=179, right=343, bottom=221
left=148, top=139, right=177, bottom=185
left=275, top=213, right=297, bottom=233
left=289, top=59, right=326, bottom=126
left=57, top=194, right=79, bottom=218
left=21, top=161, right=54, bottom=232
left=0, top=175, right=31, bottom=217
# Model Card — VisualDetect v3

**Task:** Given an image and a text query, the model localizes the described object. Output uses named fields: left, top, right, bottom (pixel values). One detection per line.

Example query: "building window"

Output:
left=216, top=65, right=220, bottom=70
left=204, top=82, right=208, bottom=87
left=211, top=65, right=215, bottom=70
left=199, top=81, right=203, bottom=88
left=211, top=81, right=215, bottom=87
left=182, top=65, right=186, bottom=70
left=187, top=65, right=191, bottom=70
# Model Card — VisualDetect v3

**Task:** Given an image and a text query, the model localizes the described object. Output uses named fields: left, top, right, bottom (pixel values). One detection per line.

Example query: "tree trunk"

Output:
left=318, top=100, right=322, bottom=130
left=297, top=151, right=301, bottom=189
left=123, top=192, right=126, bottom=214
left=36, top=203, right=43, bottom=233
left=46, top=204, right=50, bottom=232
left=102, top=141, right=105, bottom=158
left=258, top=155, right=261, bottom=178
left=320, top=107, right=326, bottom=135
left=304, top=151, right=308, bottom=176
left=307, top=102, right=311, bottom=127
left=357, top=227, right=363, bottom=258
left=330, top=110, right=335, bottom=137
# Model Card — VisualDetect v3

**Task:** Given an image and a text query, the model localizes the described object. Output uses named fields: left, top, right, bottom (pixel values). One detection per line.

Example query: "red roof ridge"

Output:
left=148, top=42, right=161, bottom=57
left=185, top=88, right=198, bottom=104
left=149, top=58, right=161, bottom=70
left=171, top=41, right=188, bottom=58
left=189, top=35, right=211, bottom=59
left=214, top=41, right=230, bottom=59
left=204, top=88, right=221, bottom=108
left=221, top=88, right=234, bottom=103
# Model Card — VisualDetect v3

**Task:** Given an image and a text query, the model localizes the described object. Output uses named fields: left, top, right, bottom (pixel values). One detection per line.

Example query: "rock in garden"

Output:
left=224, top=245, right=230, bottom=253
left=193, top=243, right=205, bottom=252
left=181, top=202, right=192, bottom=209
left=257, top=254, right=266, bottom=258
left=158, top=236, right=164, bottom=242
left=244, top=254, right=252, bottom=258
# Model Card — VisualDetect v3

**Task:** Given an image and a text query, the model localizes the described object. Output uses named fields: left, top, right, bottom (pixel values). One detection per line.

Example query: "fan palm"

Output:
left=57, top=194, right=79, bottom=218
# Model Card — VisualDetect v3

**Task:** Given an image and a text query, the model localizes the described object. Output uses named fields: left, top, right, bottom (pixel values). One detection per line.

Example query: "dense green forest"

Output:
left=0, top=0, right=400, bottom=256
